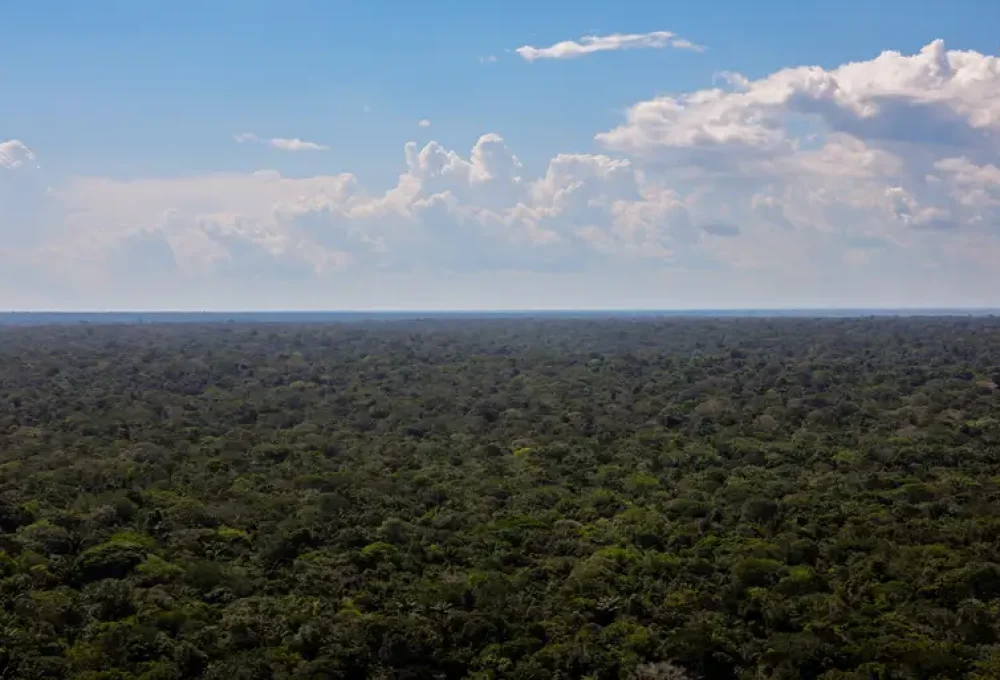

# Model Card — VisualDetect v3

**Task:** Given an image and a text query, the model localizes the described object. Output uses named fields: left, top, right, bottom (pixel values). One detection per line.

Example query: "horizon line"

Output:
left=4, top=307, right=1000, bottom=315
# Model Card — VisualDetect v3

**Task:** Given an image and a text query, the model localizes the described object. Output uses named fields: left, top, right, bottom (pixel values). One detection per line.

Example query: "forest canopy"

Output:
left=2, top=317, right=1000, bottom=679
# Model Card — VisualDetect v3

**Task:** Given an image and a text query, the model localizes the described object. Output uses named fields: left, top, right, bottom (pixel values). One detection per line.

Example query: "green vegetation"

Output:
left=1, top=318, right=1000, bottom=679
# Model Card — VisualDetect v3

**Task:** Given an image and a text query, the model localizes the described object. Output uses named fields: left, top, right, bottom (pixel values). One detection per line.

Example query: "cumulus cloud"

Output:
left=234, top=132, right=329, bottom=152
left=418, top=119, right=432, bottom=128
left=592, top=40, right=1000, bottom=264
left=4, top=40, right=1000, bottom=308
left=59, top=168, right=362, bottom=276
left=516, top=30, right=704, bottom=62
left=6, top=133, right=686, bottom=286
left=597, top=40, right=1000, bottom=155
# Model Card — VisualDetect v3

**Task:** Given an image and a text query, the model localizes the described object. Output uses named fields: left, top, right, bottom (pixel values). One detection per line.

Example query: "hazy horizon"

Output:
left=3, top=306, right=998, bottom=319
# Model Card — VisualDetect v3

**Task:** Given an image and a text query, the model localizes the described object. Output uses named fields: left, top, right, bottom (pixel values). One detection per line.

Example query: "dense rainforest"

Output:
left=2, top=317, right=1000, bottom=680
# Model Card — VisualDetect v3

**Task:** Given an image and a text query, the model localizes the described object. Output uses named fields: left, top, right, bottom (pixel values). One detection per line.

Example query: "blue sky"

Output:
left=2, top=1, right=1000, bottom=309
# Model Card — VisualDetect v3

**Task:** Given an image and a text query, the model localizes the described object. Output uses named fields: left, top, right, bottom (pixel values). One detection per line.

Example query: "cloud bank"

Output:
left=3, top=40, right=1000, bottom=309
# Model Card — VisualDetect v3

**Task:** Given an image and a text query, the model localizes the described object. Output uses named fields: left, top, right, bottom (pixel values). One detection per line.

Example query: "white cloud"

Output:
left=234, top=132, right=329, bottom=152
left=0, top=139, right=39, bottom=170
left=418, top=119, right=432, bottom=128
left=5, top=133, right=687, bottom=286
left=4, top=40, right=1000, bottom=308
left=598, top=40, right=1000, bottom=155
left=270, top=137, right=329, bottom=152
left=591, top=39, right=1000, bottom=265
left=478, top=55, right=497, bottom=64
left=516, top=30, right=704, bottom=62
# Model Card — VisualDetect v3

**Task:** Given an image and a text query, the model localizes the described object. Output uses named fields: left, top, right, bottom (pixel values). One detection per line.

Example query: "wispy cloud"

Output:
left=0, top=139, right=39, bottom=169
left=515, top=30, right=704, bottom=62
left=234, top=132, right=329, bottom=152
left=418, top=119, right=432, bottom=128
left=270, top=137, right=329, bottom=152
left=478, top=55, right=497, bottom=64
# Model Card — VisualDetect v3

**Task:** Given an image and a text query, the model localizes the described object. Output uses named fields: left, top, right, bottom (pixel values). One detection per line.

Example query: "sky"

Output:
left=3, top=0, right=1000, bottom=310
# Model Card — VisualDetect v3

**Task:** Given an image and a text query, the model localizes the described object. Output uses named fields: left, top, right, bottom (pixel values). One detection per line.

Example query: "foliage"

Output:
left=1, top=317, right=1000, bottom=678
